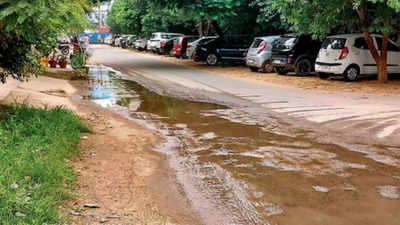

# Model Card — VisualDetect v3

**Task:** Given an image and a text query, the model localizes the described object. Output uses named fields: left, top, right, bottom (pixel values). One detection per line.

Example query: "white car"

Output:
left=315, top=34, right=400, bottom=81
left=104, top=35, right=113, bottom=45
left=148, top=32, right=183, bottom=54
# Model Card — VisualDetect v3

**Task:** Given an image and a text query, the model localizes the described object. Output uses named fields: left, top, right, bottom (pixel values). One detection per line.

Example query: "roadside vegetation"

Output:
left=0, top=0, right=93, bottom=82
left=0, top=104, right=89, bottom=225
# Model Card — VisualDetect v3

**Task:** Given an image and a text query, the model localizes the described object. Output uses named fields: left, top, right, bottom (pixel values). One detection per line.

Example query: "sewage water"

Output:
left=85, top=66, right=400, bottom=225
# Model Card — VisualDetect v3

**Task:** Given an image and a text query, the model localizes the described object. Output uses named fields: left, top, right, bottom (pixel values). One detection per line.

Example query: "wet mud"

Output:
left=83, top=66, right=400, bottom=225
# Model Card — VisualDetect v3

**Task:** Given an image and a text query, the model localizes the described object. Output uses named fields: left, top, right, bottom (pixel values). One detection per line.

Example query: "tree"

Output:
left=0, top=0, right=91, bottom=82
left=107, top=0, right=196, bottom=36
left=153, top=0, right=257, bottom=37
left=256, top=0, right=400, bottom=82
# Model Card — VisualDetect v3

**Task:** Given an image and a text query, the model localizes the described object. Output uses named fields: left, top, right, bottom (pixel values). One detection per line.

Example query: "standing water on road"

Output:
left=84, top=66, right=400, bottom=225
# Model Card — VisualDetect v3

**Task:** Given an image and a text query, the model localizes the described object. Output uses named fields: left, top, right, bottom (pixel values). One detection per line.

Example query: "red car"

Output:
left=171, top=36, right=199, bottom=58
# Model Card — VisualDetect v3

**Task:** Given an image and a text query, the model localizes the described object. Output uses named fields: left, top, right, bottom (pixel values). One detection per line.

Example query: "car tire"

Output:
left=275, top=67, right=288, bottom=75
left=206, top=54, right=218, bottom=66
left=261, top=62, right=274, bottom=73
left=344, top=65, right=360, bottom=81
left=249, top=66, right=259, bottom=72
left=295, top=58, right=312, bottom=76
left=61, top=47, right=69, bottom=56
left=318, top=73, right=330, bottom=79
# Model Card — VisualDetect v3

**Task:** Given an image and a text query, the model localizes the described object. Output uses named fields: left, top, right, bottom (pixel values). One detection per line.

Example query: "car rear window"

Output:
left=251, top=39, right=264, bottom=48
left=161, top=34, right=181, bottom=39
left=321, top=38, right=346, bottom=49
left=273, top=36, right=298, bottom=49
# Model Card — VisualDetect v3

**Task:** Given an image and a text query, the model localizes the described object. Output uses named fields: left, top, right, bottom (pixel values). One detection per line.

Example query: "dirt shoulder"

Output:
left=130, top=49, right=400, bottom=96
left=65, top=81, right=202, bottom=225
left=0, top=74, right=202, bottom=225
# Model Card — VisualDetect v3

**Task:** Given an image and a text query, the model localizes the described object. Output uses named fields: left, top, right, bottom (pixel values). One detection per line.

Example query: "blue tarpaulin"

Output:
left=81, top=32, right=111, bottom=43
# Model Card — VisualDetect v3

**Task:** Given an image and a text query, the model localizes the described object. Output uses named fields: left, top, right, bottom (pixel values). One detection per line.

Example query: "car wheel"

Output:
left=249, top=66, right=259, bottom=72
left=275, top=67, right=288, bottom=75
left=61, top=47, right=69, bottom=56
left=344, top=65, right=360, bottom=81
left=318, top=73, right=330, bottom=79
left=261, top=62, right=274, bottom=73
left=206, top=54, right=218, bottom=66
left=295, top=58, right=312, bottom=76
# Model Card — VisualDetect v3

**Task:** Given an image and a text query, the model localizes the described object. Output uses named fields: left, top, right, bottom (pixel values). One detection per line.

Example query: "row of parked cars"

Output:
left=106, top=32, right=400, bottom=81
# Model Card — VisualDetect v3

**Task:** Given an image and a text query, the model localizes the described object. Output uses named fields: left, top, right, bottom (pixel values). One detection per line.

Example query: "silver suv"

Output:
left=246, top=36, right=280, bottom=72
left=148, top=32, right=183, bottom=54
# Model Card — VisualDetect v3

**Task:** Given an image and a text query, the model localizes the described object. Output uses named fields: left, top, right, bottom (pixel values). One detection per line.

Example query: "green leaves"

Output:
left=0, top=0, right=91, bottom=82
left=254, top=0, right=400, bottom=39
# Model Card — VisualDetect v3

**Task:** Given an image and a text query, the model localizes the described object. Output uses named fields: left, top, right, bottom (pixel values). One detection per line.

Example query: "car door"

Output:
left=375, top=36, right=400, bottom=73
left=353, top=37, right=377, bottom=74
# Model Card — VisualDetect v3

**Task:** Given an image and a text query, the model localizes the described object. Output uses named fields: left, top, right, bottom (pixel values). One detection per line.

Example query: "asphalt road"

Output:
left=90, top=45, right=400, bottom=163
left=89, top=45, right=400, bottom=225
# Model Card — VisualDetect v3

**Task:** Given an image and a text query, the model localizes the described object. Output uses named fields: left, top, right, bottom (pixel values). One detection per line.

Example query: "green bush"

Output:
left=0, top=104, right=89, bottom=225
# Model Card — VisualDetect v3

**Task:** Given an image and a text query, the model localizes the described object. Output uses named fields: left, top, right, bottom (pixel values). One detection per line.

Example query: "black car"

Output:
left=271, top=34, right=321, bottom=76
left=193, top=36, right=252, bottom=66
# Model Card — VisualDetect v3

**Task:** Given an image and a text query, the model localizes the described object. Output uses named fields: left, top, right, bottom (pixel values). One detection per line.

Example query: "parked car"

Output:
left=171, top=36, right=199, bottom=58
left=104, top=35, right=113, bottom=45
left=315, top=34, right=400, bottom=81
left=113, top=35, right=123, bottom=47
left=121, top=35, right=137, bottom=49
left=193, top=36, right=252, bottom=66
left=271, top=34, right=321, bottom=76
left=135, top=37, right=148, bottom=51
left=246, top=35, right=281, bottom=72
left=148, top=32, right=183, bottom=54
left=186, top=36, right=218, bottom=59
left=159, top=38, right=177, bottom=55
left=146, top=39, right=152, bottom=51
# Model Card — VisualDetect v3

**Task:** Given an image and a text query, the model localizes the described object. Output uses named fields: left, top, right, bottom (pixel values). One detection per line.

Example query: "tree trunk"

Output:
left=98, top=0, right=102, bottom=29
left=357, top=1, right=389, bottom=83
left=199, top=17, right=204, bottom=37
left=207, top=19, right=224, bottom=38
left=362, top=32, right=389, bottom=83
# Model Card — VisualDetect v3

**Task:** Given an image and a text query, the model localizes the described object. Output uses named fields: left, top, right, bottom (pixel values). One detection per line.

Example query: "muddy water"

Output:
left=85, top=66, right=400, bottom=225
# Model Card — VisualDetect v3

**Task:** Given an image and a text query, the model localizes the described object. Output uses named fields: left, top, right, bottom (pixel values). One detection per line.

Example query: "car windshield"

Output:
left=199, top=38, right=215, bottom=45
left=321, top=38, right=346, bottom=49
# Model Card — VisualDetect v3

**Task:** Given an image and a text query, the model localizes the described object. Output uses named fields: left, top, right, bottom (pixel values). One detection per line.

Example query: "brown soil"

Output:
left=62, top=80, right=202, bottom=225
left=132, top=50, right=400, bottom=96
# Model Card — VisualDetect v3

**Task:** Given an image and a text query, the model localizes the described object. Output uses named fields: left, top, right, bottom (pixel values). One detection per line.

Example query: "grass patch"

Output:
left=0, top=104, right=89, bottom=225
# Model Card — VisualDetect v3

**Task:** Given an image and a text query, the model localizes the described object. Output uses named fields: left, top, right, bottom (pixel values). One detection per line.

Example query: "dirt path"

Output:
left=64, top=81, right=202, bottom=225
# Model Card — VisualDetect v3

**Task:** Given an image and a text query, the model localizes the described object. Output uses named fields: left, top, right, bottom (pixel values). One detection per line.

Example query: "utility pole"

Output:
left=98, top=0, right=102, bottom=30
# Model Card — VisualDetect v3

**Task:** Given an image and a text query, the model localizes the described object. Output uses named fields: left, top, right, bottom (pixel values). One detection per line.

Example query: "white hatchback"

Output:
left=315, top=34, right=400, bottom=81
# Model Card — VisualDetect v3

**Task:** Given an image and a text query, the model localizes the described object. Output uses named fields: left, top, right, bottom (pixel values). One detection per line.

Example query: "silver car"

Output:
left=186, top=36, right=218, bottom=59
left=246, top=36, right=280, bottom=72
left=135, top=38, right=148, bottom=51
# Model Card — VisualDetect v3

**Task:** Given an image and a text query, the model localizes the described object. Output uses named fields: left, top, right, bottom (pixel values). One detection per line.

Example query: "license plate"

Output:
left=320, top=65, right=329, bottom=70
left=273, top=59, right=281, bottom=64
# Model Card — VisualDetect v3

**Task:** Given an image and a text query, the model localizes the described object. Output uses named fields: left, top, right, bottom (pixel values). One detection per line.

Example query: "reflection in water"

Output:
left=85, top=66, right=400, bottom=225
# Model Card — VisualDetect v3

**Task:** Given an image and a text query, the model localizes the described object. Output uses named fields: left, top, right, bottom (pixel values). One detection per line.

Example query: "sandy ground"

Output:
left=0, top=75, right=201, bottom=225
left=131, top=50, right=400, bottom=96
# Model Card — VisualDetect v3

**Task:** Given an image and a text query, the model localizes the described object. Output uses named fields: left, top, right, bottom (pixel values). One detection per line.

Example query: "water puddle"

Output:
left=83, top=66, right=400, bottom=225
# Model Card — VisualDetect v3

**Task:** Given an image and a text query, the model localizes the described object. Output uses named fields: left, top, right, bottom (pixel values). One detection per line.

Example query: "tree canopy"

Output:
left=0, top=0, right=91, bottom=82
left=255, top=0, right=400, bottom=82
left=106, top=0, right=282, bottom=37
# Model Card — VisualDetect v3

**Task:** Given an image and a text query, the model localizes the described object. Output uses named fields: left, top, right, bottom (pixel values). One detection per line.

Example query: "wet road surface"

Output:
left=90, top=45, right=400, bottom=146
left=83, top=66, right=400, bottom=225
